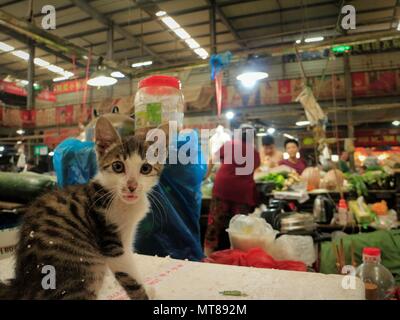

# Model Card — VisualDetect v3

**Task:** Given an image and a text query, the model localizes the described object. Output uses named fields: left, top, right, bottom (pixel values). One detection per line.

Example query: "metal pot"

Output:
left=280, top=212, right=316, bottom=234
left=313, top=195, right=335, bottom=224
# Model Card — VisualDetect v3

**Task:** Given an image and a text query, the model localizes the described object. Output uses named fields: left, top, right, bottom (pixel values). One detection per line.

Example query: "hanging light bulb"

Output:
left=236, top=54, right=268, bottom=88
left=87, top=57, right=117, bottom=87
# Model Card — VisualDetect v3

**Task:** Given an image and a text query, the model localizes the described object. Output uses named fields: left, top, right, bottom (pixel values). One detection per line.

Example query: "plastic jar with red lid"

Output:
left=134, top=75, right=184, bottom=129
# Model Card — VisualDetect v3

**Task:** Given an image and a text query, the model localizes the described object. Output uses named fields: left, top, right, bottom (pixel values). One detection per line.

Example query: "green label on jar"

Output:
left=135, top=111, right=147, bottom=128
left=146, top=102, right=162, bottom=125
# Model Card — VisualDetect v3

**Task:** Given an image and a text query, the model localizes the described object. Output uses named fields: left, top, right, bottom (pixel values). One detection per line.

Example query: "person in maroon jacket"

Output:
left=204, top=125, right=260, bottom=256
left=279, top=138, right=307, bottom=174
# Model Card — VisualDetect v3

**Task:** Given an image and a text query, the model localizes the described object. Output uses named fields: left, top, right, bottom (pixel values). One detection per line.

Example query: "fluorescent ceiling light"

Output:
left=17, top=141, right=22, bottom=145
left=194, top=48, right=209, bottom=59
left=63, top=71, right=74, bottom=78
left=160, top=11, right=208, bottom=61
left=12, top=50, right=30, bottom=60
left=267, top=127, right=276, bottom=134
left=174, top=28, right=191, bottom=40
left=392, top=120, right=400, bottom=126
left=0, top=41, right=15, bottom=52
left=185, top=38, right=200, bottom=49
left=296, top=120, right=311, bottom=126
left=295, top=39, right=301, bottom=44
left=156, top=11, right=166, bottom=17
left=131, top=60, right=153, bottom=68
left=48, top=151, right=54, bottom=157
left=256, top=132, right=267, bottom=137
left=20, top=80, right=29, bottom=85
left=0, top=146, right=4, bottom=152
left=283, top=133, right=295, bottom=139
left=304, top=36, right=324, bottom=43
left=46, top=64, right=65, bottom=74
left=110, top=71, right=125, bottom=78
left=53, top=76, right=69, bottom=82
left=237, top=71, right=268, bottom=88
left=161, top=16, right=180, bottom=30
left=225, top=111, right=235, bottom=120
left=87, top=76, right=117, bottom=87
left=16, top=129, right=25, bottom=135
left=34, top=58, right=50, bottom=67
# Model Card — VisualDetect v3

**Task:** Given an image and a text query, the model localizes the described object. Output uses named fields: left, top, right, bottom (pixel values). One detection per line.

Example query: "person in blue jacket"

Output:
left=135, top=128, right=207, bottom=261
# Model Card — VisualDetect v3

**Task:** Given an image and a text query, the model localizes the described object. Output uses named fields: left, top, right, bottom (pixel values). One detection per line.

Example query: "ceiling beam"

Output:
left=133, top=0, right=199, bottom=60
left=70, top=0, right=167, bottom=64
left=0, top=64, right=26, bottom=78
left=0, top=8, right=134, bottom=76
left=205, top=0, right=245, bottom=48
left=0, top=26, right=86, bottom=69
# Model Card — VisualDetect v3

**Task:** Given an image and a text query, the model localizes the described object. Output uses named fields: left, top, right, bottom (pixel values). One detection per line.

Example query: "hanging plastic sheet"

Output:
left=53, top=138, right=97, bottom=187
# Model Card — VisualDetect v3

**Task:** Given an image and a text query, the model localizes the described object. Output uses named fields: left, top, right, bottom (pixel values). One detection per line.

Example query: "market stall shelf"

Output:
left=0, top=254, right=365, bottom=300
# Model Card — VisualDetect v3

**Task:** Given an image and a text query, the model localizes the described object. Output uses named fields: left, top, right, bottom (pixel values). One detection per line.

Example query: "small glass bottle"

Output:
left=356, top=247, right=395, bottom=300
left=337, top=198, right=348, bottom=226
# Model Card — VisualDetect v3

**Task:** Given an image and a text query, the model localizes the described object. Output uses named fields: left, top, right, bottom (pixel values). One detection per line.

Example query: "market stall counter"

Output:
left=0, top=253, right=365, bottom=300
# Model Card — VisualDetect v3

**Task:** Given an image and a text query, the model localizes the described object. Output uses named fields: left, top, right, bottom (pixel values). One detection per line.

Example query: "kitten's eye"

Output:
left=112, top=161, right=125, bottom=173
left=140, top=163, right=153, bottom=175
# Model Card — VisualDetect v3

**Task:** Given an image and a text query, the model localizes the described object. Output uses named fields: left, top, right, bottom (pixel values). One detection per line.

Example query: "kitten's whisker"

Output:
left=87, top=189, right=115, bottom=213
left=148, top=191, right=168, bottom=230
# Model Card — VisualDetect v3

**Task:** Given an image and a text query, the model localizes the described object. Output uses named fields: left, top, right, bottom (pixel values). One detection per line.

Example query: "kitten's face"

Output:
left=94, top=117, right=164, bottom=205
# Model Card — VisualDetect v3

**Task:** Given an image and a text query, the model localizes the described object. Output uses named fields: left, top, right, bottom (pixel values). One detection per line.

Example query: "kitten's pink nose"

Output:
left=127, top=180, right=138, bottom=193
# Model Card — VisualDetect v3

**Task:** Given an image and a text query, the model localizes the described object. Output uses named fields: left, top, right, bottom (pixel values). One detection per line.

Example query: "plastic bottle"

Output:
left=356, top=247, right=395, bottom=300
left=134, top=75, right=184, bottom=129
left=337, top=198, right=348, bottom=226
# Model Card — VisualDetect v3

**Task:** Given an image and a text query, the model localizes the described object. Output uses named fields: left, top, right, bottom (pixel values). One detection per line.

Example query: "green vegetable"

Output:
left=257, top=172, right=287, bottom=190
left=365, top=165, right=383, bottom=172
left=219, top=290, right=248, bottom=297
left=347, top=174, right=368, bottom=197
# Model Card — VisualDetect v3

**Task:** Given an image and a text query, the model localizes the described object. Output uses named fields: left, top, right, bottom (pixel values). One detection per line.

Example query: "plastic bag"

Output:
left=53, top=138, right=97, bottom=187
left=271, top=235, right=316, bottom=266
left=226, top=214, right=278, bottom=252
left=203, top=247, right=307, bottom=272
left=371, top=209, right=398, bottom=230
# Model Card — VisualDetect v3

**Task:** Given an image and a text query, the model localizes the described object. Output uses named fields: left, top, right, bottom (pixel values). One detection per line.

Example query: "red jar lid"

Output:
left=363, top=247, right=381, bottom=256
left=138, top=75, right=181, bottom=90
left=338, top=198, right=347, bottom=209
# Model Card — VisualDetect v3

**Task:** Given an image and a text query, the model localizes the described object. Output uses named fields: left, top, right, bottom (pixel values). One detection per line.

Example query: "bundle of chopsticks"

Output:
left=332, top=239, right=357, bottom=274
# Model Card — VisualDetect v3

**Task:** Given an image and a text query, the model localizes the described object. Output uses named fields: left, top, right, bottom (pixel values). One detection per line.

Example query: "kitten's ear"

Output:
left=95, top=116, right=121, bottom=157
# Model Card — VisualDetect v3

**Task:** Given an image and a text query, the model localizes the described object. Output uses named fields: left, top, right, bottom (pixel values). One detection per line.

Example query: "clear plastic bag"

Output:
left=226, top=214, right=278, bottom=252
left=271, top=235, right=316, bottom=266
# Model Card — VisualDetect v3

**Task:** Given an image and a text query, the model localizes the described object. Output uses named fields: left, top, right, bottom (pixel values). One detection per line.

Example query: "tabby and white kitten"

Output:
left=0, top=116, right=166, bottom=300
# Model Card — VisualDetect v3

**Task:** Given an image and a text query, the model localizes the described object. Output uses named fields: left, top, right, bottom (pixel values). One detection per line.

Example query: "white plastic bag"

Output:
left=226, top=214, right=278, bottom=252
left=271, top=235, right=316, bottom=266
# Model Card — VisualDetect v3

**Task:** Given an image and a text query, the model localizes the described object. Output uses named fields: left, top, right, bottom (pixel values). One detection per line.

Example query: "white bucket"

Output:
left=0, top=227, right=19, bottom=260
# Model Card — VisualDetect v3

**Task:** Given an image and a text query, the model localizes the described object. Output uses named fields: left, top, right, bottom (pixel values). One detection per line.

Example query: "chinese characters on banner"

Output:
left=0, top=80, right=56, bottom=102
left=53, top=79, right=87, bottom=95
